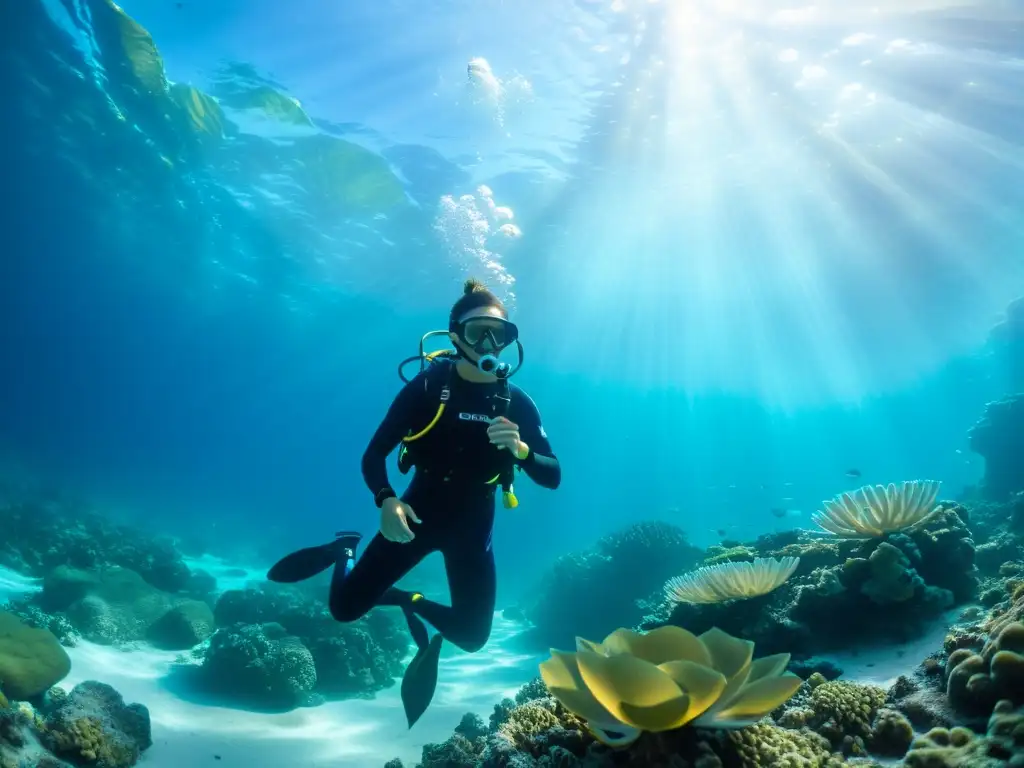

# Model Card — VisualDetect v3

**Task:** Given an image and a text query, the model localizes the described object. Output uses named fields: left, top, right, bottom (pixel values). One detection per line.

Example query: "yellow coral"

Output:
left=809, top=680, right=886, bottom=740
left=539, top=625, right=802, bottom=747
left=47, top=715, right=135, bottom=767
left=903, top=724, right=1005, bottom=768
left=703, top=546, right=756, bottom=566
left=727, top=722, right=845, bottom=768
left=870, top=708, right=914, bottom=757
left=806, top=672, right=827, bottom=689
left=496, top=702, right=560, bottom=750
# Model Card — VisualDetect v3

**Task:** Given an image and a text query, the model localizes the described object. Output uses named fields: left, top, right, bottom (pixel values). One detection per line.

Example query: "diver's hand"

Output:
left=487, top=416, right=528, bottom=459
left=380, top=497, right=421, bottom=543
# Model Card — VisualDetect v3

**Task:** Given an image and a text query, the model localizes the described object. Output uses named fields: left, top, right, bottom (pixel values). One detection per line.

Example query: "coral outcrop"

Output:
left=44, top=681, right=152, bottom=768
left=193, top=622, right=318, bottom=711
left=643, top=502, right=977, bottom=658
left=988, top=296, right=1024, bottom=392
left=514, top=521, right=703, bottom=650
left=1, top=681, right=151, bottom=768
left=22, top=565, right=213, bottom=649
left=903, top=700, right=1024, bottom=768
left=389, top=655, right=965, bottom=767
left=0, top=500, right=193, bottom=593
left=0, top=612, right=71, bottom=700
left=969, top=395, right=1024, bottom=502
left=172, top=585, right=410, bottom=710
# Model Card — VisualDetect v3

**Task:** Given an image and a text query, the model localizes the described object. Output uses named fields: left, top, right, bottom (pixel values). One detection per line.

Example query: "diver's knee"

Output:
left=454, top=627, right=491, bottom=654
left=459, top=637, right=488, bottom=653
left=328, top=593, right=367, bottom=623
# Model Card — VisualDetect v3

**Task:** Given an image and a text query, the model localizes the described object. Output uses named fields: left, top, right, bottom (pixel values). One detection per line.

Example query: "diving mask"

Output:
left=454, top=317, right=519, bottom=353
left=451, top=317, right=522, bottom=379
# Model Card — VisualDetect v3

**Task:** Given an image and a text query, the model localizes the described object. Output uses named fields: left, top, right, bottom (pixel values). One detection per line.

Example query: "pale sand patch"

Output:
left=59, top=613, right=541, bottom=767
left=3, top=564, right=540, bottom=768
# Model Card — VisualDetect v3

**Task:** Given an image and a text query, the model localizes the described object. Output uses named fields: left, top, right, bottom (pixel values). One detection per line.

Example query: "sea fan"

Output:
left=663, top=556, right=800, bottom=605
left=811, top=480, right=943, bottom=539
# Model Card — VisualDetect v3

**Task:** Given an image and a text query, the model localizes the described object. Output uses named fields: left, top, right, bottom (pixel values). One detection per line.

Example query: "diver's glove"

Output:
left=380, top=497, right=421, bottom=544
left=487, top=416, right=528, bottom=459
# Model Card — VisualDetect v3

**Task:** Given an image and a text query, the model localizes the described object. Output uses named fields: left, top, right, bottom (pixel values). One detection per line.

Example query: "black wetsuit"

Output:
left=329, top=359, right=560, bottom=652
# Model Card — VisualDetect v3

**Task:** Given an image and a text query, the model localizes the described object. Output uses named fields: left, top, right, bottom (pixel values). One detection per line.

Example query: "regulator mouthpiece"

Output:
left=477, top=354, right=511, bottom=379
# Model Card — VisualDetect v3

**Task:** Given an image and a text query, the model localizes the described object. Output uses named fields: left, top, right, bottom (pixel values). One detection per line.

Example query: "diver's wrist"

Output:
left=374, top=487, right=397, bottom=508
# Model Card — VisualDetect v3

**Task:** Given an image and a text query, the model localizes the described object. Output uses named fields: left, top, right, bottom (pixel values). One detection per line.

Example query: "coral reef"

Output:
left=0, top=500, right=193, bottom=593
left=969, top=395, right=1024, bottom=502
left=970, top=495, right=1024, bottom=576
left=44, top=681, right=152, bottom=768
left=0, top=612, right=71, bottom=700
left=988, top=296, right=1024, bottom=393
left=1, top=681, right=150, bottom=768
left=192, top=622, right=318, bottom=711
left=144, top=600, right=215, bottom=650
left=21, top=565, right=214, bottom=649
left=389, top=652, right=973, bottom=768
left=2, top=601, right=79, bottom=647
left=172, top=585, right=409, bottom=709
left=943, top=619, right=1024, bottom=717
left=903, top=700, right=1024, bottom=768
left=514, top=521, right=703, bottom=650
left=643, top=503, right=977, bottom=658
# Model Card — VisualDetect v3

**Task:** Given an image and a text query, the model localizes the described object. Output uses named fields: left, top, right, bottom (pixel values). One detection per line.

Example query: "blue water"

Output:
left=1, top=0, right=1022, bottom=605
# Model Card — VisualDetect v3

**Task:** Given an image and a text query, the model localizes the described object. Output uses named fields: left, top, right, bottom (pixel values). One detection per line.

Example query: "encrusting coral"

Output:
left=538, top=625, right=802, bottom=746
left=903, top=699, right=1024, bottom=767
left=806, top=679, right=887, bottom=754
left=726, top=721, right=845, bottom=767
left=944, top=620, right=1024, bottom=717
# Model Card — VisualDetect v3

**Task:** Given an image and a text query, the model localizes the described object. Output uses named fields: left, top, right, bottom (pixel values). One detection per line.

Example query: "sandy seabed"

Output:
left=2, top=559, right=544, bottom=767
left=1, top=559, right=956, bottom=767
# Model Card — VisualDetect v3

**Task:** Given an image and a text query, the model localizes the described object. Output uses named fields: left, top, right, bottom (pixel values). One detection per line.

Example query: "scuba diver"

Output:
left=267, top=278, right=561, bottom=727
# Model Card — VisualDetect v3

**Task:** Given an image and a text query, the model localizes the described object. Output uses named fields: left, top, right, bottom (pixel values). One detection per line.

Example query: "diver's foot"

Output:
left=380, top=587, right=424, bottom=609
left=380, top=588, right=429, bottom=650
left=267, top=534, right=358, bottom=584
left=333, top=530, right=362, bottom=561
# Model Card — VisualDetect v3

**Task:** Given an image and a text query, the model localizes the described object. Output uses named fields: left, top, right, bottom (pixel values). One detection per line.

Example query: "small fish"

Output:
left=845, top=468, right=862, bottom=478
left=770, top=508, right=803, bottom=519
left=716, top=528, right=727, bottom=537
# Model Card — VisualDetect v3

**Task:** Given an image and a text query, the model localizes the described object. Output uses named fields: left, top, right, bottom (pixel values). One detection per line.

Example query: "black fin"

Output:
left=402, top=605, right=430, bottom=652
left=401, top=633, right=444, bottom=728
left=266, top=532, right=361, bottom=584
